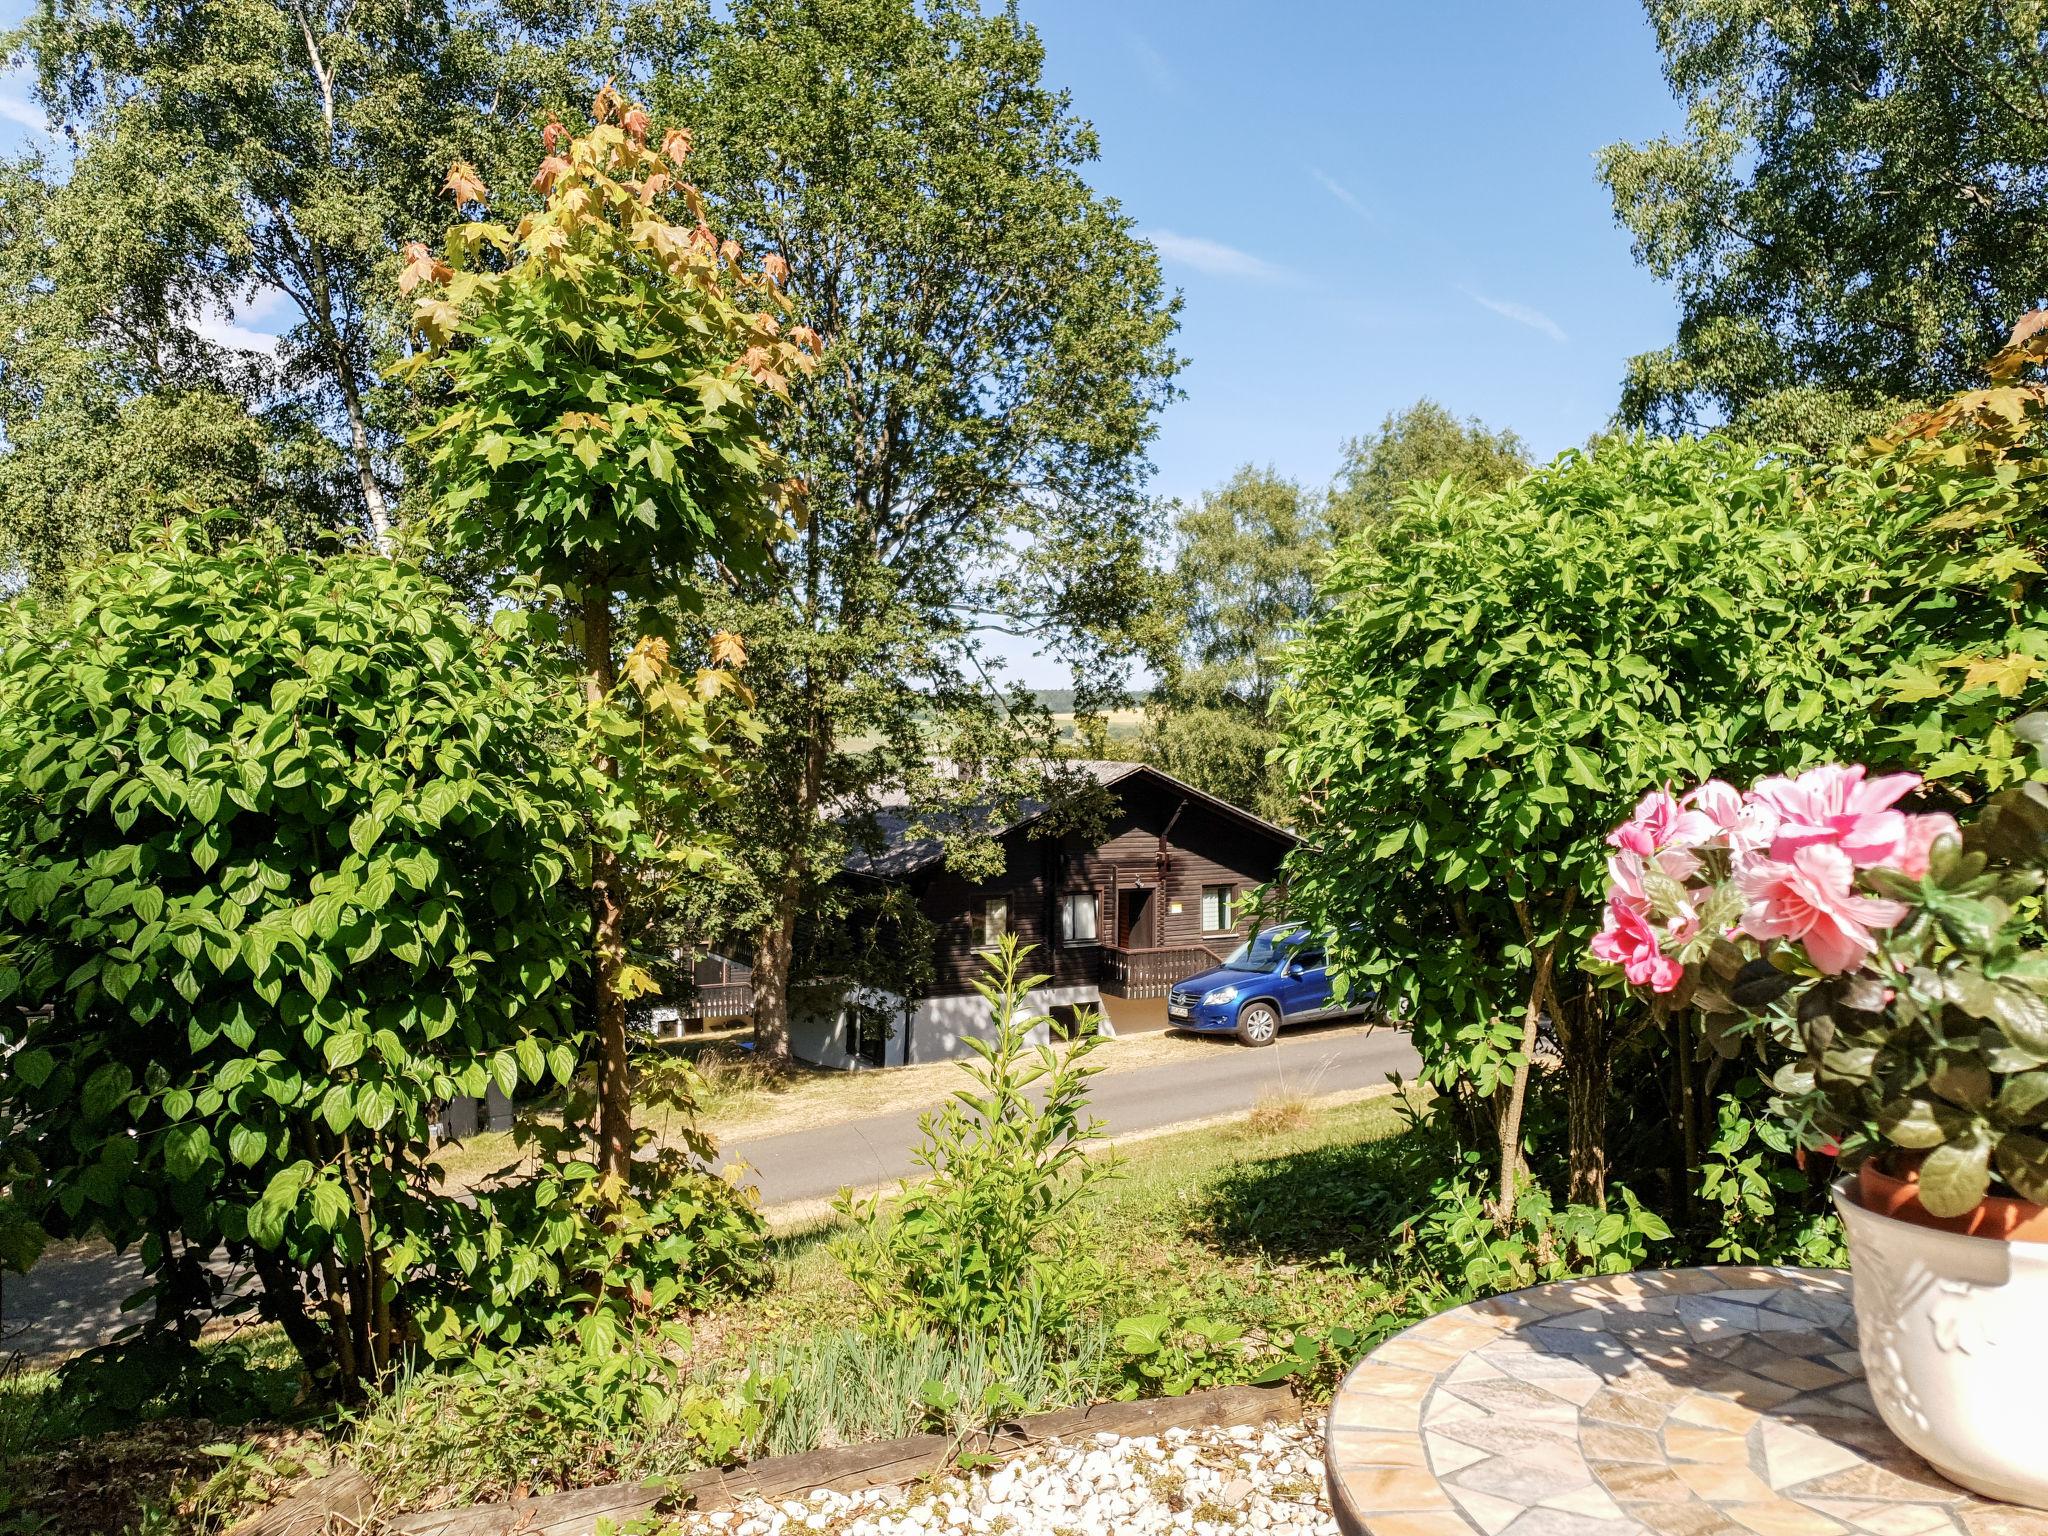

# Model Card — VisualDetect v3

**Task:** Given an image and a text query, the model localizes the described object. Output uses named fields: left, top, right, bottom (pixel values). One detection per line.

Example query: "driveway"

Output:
left=1, top=1018, right=1418, bottom=1361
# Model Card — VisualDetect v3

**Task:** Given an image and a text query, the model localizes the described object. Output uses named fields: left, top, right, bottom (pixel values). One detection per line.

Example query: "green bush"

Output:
left=741, top=1323, right=1108, bottom=1457
left=346, top=1324, right=778, bottom=1508
left=833, top=938, right=1114, bottom=1343
left=0, top=527, right=597, bottom=1393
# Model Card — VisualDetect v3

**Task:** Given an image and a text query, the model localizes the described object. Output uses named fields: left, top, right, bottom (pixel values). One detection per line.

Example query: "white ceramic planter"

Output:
left=1834, top=1177, right=2048, bottom=1508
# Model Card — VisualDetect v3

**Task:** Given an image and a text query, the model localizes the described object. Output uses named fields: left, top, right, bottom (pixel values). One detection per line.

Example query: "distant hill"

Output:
left=1031, top=688, right=1151, bottom=712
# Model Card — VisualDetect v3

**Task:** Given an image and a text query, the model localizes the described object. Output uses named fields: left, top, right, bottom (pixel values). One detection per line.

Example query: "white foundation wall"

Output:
left=902, top=984, right=1113, bottom=1066
left=787, top=983, right=911, bottom=1070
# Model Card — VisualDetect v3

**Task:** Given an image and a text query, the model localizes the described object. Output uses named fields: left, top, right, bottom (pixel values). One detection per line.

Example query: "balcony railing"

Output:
left=1098, top=943, right=1231, bottom=999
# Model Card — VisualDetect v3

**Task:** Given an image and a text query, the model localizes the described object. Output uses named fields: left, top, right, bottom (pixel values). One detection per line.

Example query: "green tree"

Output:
left=1601, top=0, right=2048, bottom=441
left=400, top=96, right=809, bottom=1179
left=0, top=527, right=596, bottom=1393
left=1277, top=437, right=1895, bottom=1211
left=1143, top=408, right=1525, bottom=823
left=3, top=0, right=621, bottom=571
left=651, top=0, right=1181, bottom=1052
left=1141, top=467, right=1321, bottom=823
left=1327, top=398, right=1529, bottom=538
left=0, top=156, right=345, bottom=591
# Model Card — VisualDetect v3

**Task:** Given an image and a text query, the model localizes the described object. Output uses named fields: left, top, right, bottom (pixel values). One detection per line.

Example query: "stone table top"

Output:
left=1323, top=1266, right=2048, bottom=1536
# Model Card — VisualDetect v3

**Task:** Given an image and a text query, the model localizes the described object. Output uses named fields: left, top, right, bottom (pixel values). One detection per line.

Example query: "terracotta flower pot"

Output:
left=1835, top=1174, right=2048, bottom=1507
left=1856, top=1160, right=2048, bottom=1243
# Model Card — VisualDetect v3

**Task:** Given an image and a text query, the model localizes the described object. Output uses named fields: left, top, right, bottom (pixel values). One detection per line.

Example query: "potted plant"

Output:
left=1593, top=743, right=2048, bottom=1507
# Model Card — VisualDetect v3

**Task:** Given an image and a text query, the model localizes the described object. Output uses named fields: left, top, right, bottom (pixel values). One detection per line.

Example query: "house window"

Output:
left=973, top=895, right=1009, bottom=949
left=1060, top=890, right=1099, bottom=945
left=1201, top=884, right=1236, bottom=933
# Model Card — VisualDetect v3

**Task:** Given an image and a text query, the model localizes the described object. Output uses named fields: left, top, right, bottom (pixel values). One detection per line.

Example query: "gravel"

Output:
left=665, top=1421, right=1337, bottom=1536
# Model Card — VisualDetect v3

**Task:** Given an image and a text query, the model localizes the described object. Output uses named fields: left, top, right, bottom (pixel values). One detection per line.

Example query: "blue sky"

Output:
left=0, top=0, right=1687, bottom=684
left=1023, top=0, right=1685, bottom=505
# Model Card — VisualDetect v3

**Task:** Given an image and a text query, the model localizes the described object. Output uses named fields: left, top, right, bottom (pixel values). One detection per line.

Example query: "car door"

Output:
left=1278, top=940, right=1332, bottom=1019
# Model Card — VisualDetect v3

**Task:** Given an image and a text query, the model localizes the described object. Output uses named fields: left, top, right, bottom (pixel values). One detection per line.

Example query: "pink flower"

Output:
left=1606, top=850, right=1650, bottom=911
left=1737, top=843, right=1910, bottom=974
left=1748, top=764, right=1922, bottom=869
left=1887, top=813, right=1960, bottom=880
left=1591, top=901, right=1685, bottom=993
left=1609, top=788, right=1720, bottom=857
left=1681, top=778, right=1744, bottom=833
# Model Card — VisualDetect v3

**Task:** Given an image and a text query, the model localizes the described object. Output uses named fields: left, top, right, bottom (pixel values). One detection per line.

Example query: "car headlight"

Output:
left=1201, top=985, right=1239, bottom=1005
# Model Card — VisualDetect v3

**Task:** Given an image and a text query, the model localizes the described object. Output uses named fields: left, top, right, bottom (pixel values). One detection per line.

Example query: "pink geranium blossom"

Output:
left=1887, top=812, right=1961, bottom=880
left=1591, top=901, right=1685, bottom=993
left=1747, top=764, right=1922, bottom=869
left=1608, top=788, right=1720, bottom=858
left=1737, top=843, right=1909, bottom=974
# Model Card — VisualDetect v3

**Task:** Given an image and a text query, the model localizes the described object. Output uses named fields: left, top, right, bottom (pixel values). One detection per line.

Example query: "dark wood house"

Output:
left=789, top=761, right=1300, bottom=1068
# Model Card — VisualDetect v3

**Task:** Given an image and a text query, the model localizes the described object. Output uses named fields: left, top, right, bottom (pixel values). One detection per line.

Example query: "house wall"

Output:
left=917, top=774, right=1293, bottom=1000
left=787, top=982, right=910, bottom=1070
left=901, top=983, right=1104, bottom=1065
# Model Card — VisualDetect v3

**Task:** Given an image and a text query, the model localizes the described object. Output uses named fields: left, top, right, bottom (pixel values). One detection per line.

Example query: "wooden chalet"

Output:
left=790, top=760, right=1300, bottom=1069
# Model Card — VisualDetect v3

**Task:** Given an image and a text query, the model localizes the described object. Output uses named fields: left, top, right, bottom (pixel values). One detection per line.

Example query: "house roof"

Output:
left=840, top=759, right=1299, bottom=880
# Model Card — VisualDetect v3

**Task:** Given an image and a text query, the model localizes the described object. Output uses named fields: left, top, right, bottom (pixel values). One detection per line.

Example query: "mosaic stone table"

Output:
left=1323, top=1266, right=2048, bottom=1536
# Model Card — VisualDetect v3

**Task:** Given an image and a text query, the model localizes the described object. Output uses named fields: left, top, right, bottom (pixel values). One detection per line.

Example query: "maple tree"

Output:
left=400, top=91, right=813, bottom=1181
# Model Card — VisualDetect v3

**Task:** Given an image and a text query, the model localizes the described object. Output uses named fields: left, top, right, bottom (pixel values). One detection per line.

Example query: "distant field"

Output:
left=1051, top=707, right=1145, bottom=742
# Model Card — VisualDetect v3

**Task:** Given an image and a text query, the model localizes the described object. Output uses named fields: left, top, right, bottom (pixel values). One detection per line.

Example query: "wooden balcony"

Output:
left=1098, top=943, right=1230, bottom=999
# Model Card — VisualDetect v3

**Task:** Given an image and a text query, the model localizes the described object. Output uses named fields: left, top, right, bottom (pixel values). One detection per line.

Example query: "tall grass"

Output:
left=743, top=1322, right=1113, bottom=1457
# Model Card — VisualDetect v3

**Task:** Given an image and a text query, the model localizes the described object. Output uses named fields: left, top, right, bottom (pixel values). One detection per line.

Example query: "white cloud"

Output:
left=193, top=300, right=281, bottom=356
left=0, top=92, right=48, bottom=137
left=1466, top=290, right=1567, bottom=343
left=1310, top=167, right=1370, bottom=219
left=1145, top=229, right=1291, bottom=283
left=1127, top=32, right=1174, bottom=93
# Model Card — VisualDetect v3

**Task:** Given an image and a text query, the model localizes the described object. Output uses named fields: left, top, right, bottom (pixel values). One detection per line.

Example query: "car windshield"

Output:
left=1222, top=926, right=1308, bottom=972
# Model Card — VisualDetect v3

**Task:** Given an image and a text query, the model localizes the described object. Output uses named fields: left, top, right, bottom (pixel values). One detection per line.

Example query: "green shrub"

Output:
left=345, top=1324, right=778, bottom=1508
left=0, top=526, right=597, bottom=1393
left=740, top=1324, right=1108, bottom=1457
left=833, top=938, right=1114, bottom=1343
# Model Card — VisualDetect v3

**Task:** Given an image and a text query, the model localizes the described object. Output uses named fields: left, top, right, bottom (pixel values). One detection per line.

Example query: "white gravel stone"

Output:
left=661, top=1420, right=1335, bottom=1536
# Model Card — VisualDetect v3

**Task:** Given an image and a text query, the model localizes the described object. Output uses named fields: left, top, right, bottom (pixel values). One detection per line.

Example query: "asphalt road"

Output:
left=716, top=1016, right=1421, bottom=1206
left=1, top=1019, right=1420, bottom=1361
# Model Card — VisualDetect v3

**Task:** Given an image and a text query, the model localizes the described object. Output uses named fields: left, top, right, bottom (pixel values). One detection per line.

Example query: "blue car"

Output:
left=1165, top=923, right=1373, bottom=1046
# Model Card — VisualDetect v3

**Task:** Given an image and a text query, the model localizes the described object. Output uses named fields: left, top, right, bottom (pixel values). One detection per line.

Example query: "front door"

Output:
left=1117, top=884, right=1153, bottom=948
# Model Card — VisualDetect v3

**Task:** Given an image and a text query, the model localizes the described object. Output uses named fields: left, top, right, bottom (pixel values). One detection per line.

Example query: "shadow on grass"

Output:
left=1193, top=1107, right=1454, bottom=1267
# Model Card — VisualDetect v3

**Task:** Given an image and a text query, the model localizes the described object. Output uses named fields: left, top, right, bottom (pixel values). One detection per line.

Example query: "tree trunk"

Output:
left=1494, top=941, right=1555, bottom=1219
left=751, top=712, right=827, bottom=1062
left=581, top=588, right=634, bottom=1185
left=1561, top=996, right=1612, bottom=1209
left=338, top=361, right=393, bottom=552
left=751, top=901, right=797, bottom=1060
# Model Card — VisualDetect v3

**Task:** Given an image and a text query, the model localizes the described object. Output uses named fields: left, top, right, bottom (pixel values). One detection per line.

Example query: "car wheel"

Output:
left=1235, top=1001, right=1280, bottom=1047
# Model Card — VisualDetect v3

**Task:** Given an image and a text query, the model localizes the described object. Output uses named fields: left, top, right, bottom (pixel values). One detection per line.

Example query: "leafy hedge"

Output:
left=0, top=528, right=599, bottom=1391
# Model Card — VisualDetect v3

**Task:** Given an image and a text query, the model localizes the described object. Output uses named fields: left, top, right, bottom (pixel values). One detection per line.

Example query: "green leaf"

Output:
left=81, top=1062, right=132, bottom=1122
left=1919, top=1130, right=1994, bottom=1218
left=1561, top=744, right=1605, bottom=792
left=348, top=812, right=384, bottom=857
left=1994, top=1070, right=2048, bottom=1126
left=322, top=1031, right=365, bottom=1071
left=227, top=1123, right=268, bottom=1167
left=163, top=1123, right=211, bottom=1180
left=1995, top=1132, right=2048, bottom=1204
left=1878, top=1093, right=1969, bottom=1149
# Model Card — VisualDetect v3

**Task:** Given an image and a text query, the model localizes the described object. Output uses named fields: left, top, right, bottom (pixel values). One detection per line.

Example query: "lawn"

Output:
left=0, top=1089, right=1451, bottom=1534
